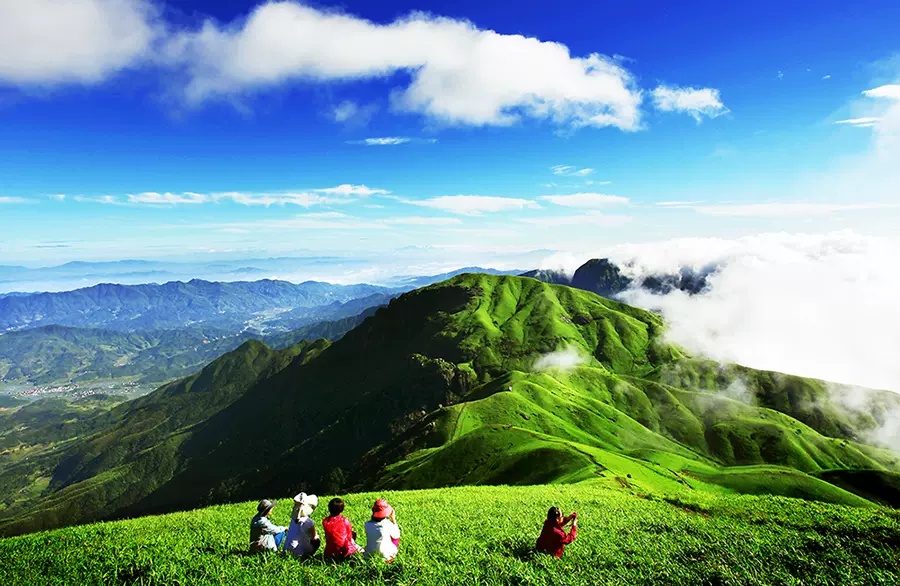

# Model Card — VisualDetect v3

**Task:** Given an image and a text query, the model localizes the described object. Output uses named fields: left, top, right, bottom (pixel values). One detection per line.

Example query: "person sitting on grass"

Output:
left=284, top=492, right=320, bottom=558
left=249, top=499, right=288, bottom=553
left=536, top=507, right=577, bottom=558
left=364, top=498, right=401, bottom=563
left=322, top=497, right=363, bottom=559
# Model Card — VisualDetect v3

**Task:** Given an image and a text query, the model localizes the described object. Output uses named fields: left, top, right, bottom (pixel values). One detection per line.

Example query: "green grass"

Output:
left=1, top=483, right=898, bottom=586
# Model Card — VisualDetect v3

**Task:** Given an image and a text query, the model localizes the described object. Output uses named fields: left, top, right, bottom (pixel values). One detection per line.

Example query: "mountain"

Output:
left=518, top=268, right=571, bottom=285
left=525, top=258, right=714, bottom=298
left=387, top=267, right=521, bottom=289
left=0, top=273, right=898, bottom=536
left=0, top=279, right=394, bottom=332
left=0, top=308, right=382, bottom=387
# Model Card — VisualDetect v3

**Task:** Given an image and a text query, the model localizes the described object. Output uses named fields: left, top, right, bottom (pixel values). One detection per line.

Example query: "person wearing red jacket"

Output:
left=536, top=507, right=577, bottom=558
left=322, top=497, right=363, bottom=559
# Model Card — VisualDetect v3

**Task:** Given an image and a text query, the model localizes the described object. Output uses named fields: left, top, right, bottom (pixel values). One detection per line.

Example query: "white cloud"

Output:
left=534, top=346, right=589, bottom=372
left=652, top=85, right=728, bottom=121
left=73, top=195, right=122, bottom=205
left=688, top=202, right=900, bottom=217
left=656, top=200, right=704, bottom=206
left=330, top=100, right=376, bottom=125
left=382, top=216, right=462, bottom=225
left=0, top=196, right=28, bottom=203
left=353, top=137, right=411, bottom=146
left=332, top=100, right=358, bottom=122
left=0, top=0, right=158, bottom=85
left=614, top=231, right=900, bottom=392
left=834, top=117, right=882, bottom=128
left=314, top=184, right=389, bottom=196
left=551, top=165, right=594, bottom=176
left=46, top=194, right=66, bottom=201
left=822, top=75, right=831, bottom=80
left=539, top=193, right=629, bottom=208
left=212, top=192, right=331, bottom=206
left=128, top=192, right=209, bottom=204
left=164, top=2, right=643, bottom=130
left=863, top=84, right=900, bottom=100
left=519, top=212, right=632, bottom=227
left=402, top=195, right=541, bottom=215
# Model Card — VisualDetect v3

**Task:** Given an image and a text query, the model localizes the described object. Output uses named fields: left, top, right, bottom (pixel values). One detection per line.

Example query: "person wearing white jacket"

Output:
left=364, top=498, right=401, bottom=563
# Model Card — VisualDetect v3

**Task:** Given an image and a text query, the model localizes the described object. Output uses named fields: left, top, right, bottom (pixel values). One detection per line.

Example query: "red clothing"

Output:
left=322, top=515, right=359, bottom=558
left=536, top=518, right=577, bottom=558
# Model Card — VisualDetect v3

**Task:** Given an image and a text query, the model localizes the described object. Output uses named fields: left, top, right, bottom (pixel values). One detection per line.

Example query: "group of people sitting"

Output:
left=250, top=493, right=579, bottom=562
left=249, top=493, right=402, bottom=563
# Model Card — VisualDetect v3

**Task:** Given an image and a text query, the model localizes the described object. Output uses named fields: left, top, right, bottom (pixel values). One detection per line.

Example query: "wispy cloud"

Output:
left=128, top=192, right=209, bottom=204
left=46, top=194, right=66, bottom=201
left=834, top=117, right=882, bottom=128
left=863, top=84, right=900, bottom=100
left=519, top=212, right=632, bottom=227
left=652, top=85, right=728, bottom=121
left=313, top=184, right=389, bottom=196
left=539, top=193, right=628, bottom=208
left=345, top=137, right=438, bottom=146
left=656, top=200, right=705, bottom=206
left=400, top=195, right=541, bottom=216
left=687, top=202, right=900, bottom=217
left=330, top=100, right=377, bottom=125
left=69, top=185, right=390, bottom=206
left=822, top=74, right=832, bottom=80
left=0, top=196, right=29, bottom=204
left=551, top=165, right=594, bottom=177
left=382, top=216, right=462, bottom=225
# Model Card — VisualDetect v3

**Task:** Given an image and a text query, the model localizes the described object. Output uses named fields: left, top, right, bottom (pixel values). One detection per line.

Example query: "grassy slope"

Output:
left=1, top=274, right=898, bottom=537
left=1, top=483, right=898, bottom=586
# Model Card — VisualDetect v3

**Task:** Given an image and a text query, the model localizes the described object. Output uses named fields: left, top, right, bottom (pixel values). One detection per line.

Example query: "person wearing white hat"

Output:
left=284, top=492, right=320, bottom=558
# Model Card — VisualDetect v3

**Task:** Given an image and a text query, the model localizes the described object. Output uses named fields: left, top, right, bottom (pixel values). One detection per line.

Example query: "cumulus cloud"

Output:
left=163, top=2, right=643, bottom=130
left=612, top=231, right=900, bottom=392
left=551, top=165, right=594, bottom=176
left=534, top=346, right=589, bottom=372
left=539, top=193, right=629, bottom=208
left=401, top=195, right=541, bottom=215
left=0, top=0, right=159, bottom=86
left=652, top=85, right=728, bottom=121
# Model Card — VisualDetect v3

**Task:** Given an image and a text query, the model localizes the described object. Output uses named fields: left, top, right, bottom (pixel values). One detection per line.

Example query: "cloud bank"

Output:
left=610, top=231, right=900, bottom=393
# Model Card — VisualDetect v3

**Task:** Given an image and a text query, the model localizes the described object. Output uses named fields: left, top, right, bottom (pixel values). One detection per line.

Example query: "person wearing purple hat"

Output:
left=364, top=498, right=401, bottom=562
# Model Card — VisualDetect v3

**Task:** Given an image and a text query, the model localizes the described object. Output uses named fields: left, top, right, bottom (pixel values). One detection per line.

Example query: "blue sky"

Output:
left=1, top=0, right=899, bottom=269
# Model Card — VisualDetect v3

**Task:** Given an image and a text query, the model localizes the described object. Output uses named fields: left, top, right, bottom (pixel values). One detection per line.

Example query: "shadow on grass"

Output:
left=492, top=537, right=538, bottom=562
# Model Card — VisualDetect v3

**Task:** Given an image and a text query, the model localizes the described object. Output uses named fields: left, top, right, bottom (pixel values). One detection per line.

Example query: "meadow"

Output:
left=1, top=482, right=898, bottom=586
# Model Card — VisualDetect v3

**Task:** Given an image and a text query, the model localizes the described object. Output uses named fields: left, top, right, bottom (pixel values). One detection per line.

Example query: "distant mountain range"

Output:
left=0, top=279, right=393, bottom=333
left=1, top=273, right=897, bottom=536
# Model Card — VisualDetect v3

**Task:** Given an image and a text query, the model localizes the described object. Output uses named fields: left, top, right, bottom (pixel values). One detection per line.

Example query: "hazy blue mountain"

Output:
left=0, top=279, right=394, bottom=332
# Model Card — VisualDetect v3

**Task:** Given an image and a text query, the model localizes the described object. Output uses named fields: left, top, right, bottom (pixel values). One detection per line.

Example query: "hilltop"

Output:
left=1, top=274, right=899, bottom=537
left=1, top=484, right=898, bottom=585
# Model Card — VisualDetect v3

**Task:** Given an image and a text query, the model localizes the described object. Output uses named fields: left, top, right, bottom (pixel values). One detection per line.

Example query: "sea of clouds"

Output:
left=582, top=230, right=900, bottom=394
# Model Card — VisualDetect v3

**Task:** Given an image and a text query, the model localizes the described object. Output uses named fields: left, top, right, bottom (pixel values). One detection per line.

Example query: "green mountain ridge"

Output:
left=1, top=273, right=898, bottom=537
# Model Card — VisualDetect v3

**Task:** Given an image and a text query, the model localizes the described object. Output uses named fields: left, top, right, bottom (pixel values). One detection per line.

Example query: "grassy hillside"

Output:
left=1, top=483, right=898, bottom=586
left=1, top=274, right=898, bottom=537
